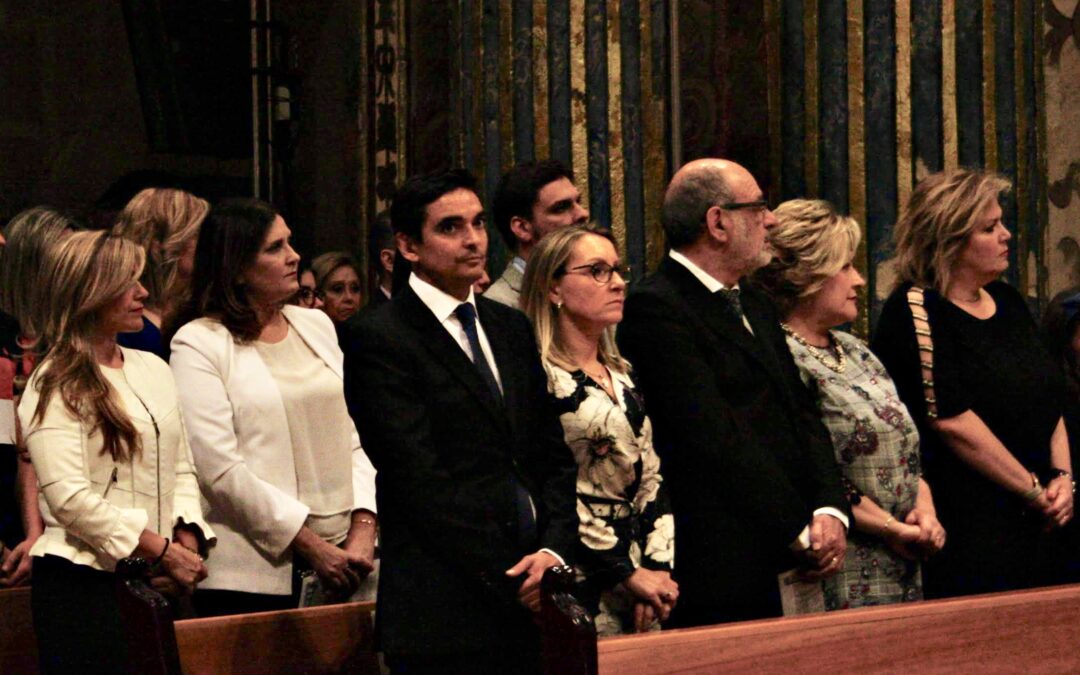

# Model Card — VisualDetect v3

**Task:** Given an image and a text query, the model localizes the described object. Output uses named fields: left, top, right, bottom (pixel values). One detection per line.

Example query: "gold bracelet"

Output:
left=1021, top=471, right=1044, bottom=502
left=883, top=516, right=895, bottom=535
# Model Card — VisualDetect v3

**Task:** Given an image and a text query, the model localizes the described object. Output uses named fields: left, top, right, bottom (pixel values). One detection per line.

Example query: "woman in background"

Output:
left=0, top=207, right=76, bottom=588
left=873, top=169, right=1073, bottom=598
left=113, top=187, right=209, bottom=358
left=521, top=224, right=677, bottom=635
left=312, top=251, right=363, bottom=326
left=754, top=199, right=944, bottom=610
left=20, top=231, right=210, bottom=673
left=170, top=199, right=377, bottom=616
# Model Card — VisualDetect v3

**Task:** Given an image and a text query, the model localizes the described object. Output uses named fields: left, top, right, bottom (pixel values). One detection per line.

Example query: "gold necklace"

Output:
left=781, top=323, right=846, bottom=374
left=580, top=364, right=612, bottom=389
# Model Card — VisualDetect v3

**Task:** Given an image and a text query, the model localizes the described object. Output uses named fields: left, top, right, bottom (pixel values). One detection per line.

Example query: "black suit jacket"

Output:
left=344, top=287, right=578, bottom=657
left=617, top=257, right=846, bottom=625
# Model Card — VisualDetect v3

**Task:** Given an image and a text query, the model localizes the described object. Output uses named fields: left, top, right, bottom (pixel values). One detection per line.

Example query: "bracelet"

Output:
left=882, top=516, right=895, bottom=535
left=1021, top=472, right=1044, bottom=502
left=356, top=517, right=377, bottom=527
left=1047, top=469, right=1077, bottom=495
left=151, top=537, right=170, bottom=569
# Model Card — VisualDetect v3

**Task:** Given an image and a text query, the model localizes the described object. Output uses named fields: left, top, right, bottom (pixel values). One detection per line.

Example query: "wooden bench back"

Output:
left=593, top=583, right=1080, bottom=674
left=0, top=586, right=36, bottom=673
left=175, top=601, right=379, bottom=674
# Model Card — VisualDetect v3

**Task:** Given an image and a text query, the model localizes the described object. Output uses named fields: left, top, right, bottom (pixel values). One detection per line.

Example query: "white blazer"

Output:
left=170, top=305, right=376, bottom=595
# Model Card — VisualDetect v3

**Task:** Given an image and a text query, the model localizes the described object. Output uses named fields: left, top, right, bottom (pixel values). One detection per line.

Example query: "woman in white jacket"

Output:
left=169, top=198, right=377, bottom=616
left=20, top=231, right=211, bottom=673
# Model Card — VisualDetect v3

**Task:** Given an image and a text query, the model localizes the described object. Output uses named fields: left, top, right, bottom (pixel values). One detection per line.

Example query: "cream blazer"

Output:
left=19, top=348, right=213, bottom=572
left=170, top=305, right=376, bottom=595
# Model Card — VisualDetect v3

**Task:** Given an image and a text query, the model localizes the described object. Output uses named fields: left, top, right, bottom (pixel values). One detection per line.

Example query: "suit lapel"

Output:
left=397, top=288, right=508, bottom=425
left=660, top=258, right=776, bottom=374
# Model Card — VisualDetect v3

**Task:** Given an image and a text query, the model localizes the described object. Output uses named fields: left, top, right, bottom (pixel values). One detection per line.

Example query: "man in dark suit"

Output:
left=617, top=158, right=849, bottom=626
left=343, top=169, right=578, bottom=674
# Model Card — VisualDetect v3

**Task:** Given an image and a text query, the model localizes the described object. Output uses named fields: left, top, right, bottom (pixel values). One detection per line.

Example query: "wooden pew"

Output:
left=174, top=601, right=378, bottom=674
left=112, top=558, right=380, bottom=675
left=0, top=586, right=37, bottom=673
left=542, top=581, right=1080, bottom=674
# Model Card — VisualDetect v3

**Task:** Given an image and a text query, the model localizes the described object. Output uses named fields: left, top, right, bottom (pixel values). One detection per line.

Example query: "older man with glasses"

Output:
left=617, top=158, right=849, bottom=626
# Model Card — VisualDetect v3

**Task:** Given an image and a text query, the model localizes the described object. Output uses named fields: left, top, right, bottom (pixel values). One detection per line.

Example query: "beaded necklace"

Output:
left=780, top=322, right=846, bottom=374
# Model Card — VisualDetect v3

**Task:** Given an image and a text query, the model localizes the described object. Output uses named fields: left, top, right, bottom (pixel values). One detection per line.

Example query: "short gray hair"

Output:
left=661, top=165, right=732, bottom=249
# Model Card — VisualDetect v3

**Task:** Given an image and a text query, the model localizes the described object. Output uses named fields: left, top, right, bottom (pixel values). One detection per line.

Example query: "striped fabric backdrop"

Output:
left=358, top=1, right=1050, bottom=333
left=767, top=0, right=1047, bottom=332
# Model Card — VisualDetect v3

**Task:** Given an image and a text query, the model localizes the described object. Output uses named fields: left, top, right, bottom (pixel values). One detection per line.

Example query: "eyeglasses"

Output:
left=719, top=200, right=770, bottom=212
left=560, top=262, right=631, bottom=284
left=297, top=287, right=323, bottom=304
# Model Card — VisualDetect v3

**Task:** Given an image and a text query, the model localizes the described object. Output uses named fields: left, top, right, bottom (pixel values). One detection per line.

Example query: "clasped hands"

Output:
left=798, top=513, right=847, bottom=579
left=881, top=508, right=946, bottom=561
left=1030, top=475, right=1074, bottom=532
left=148, top=528, right=208, bottom=598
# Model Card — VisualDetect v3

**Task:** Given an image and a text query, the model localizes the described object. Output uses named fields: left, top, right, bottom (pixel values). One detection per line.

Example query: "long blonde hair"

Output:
left=113, top=187, right=208, bottom=317
left=892, top=169, right=1011, bottom=293
left=754, top=199, right=861, bottom=316
left=32, top=231, right=146, bottom=461
left=520, top=224, right=630, bottom=375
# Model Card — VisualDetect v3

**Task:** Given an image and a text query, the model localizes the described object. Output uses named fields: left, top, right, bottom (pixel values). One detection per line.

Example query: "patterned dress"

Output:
left=546, top=363, right=675, bottom=635
left=786, top=331, right=923, bottom=609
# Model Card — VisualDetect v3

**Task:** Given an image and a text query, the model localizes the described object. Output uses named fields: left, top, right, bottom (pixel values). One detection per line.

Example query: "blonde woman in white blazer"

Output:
left=168, top=199, right=377, bottom=616
left=21, top=232, right=211, bottom=673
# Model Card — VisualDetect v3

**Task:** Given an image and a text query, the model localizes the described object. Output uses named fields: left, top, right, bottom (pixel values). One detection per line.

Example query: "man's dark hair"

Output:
left=493, top=160, right=576, bottom=251
left=367, top=210, right=394, bottom=263
left=390, top=169, right=479, bottom=241
left=166, top=197, right=279, bottom=343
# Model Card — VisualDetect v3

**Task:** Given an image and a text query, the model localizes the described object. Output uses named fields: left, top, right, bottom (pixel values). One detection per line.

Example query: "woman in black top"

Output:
left=873, top=169, right=1073, bottom=598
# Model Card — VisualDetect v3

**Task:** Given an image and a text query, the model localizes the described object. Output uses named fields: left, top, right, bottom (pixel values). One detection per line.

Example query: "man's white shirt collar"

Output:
left=409, top=272, right=477, bottom=322
left=668, top=249, right=738, bottom=293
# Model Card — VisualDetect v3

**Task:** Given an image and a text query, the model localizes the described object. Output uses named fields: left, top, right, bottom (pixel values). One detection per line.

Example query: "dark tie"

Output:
left=454, top=303, right=502, bottom=402
left=716, top=288, right=745, bottom=326
left=454, top=302, right=537, bottom=550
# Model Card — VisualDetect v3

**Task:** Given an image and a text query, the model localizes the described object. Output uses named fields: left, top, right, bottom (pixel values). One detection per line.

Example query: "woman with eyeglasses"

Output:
left=520, top=224, right=677, bottom=635
left=293, top=260, right=325, bottom=310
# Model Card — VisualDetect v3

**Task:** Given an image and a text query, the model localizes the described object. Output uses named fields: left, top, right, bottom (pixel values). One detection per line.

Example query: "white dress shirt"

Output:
left=667, top=251, right=849, bottom=547
left=409, top=273, right=503, bottom=394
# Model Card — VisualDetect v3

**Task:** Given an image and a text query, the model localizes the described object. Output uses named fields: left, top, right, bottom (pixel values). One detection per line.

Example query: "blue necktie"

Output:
left=454, top=302, right=537, bottom=548
left=454, top=303, right=502, bottom=402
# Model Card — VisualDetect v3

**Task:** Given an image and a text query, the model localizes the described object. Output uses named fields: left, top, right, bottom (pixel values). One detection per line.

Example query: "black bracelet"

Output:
left=151, top=537, right=170, bottom=569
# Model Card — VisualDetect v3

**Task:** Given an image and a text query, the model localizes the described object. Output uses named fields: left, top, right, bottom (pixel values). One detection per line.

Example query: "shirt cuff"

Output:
left=539, top=548, right=565, bottom=566
left=790, top=508, right=850, bottom=551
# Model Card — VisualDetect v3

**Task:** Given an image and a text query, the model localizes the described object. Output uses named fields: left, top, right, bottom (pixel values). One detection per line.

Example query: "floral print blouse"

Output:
left=546, top=363, right=674, bottom=591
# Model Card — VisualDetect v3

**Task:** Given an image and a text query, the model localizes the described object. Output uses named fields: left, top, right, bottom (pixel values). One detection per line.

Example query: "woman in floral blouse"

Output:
left=521, top=224, right=677, bottom=635
left=753, top=199, right=946, bottom=609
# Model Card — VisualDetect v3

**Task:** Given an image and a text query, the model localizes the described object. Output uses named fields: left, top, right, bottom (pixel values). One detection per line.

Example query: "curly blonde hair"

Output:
left=892, top=169, right=1011, bottom=293
left=753, top=199, right=861, bottom=316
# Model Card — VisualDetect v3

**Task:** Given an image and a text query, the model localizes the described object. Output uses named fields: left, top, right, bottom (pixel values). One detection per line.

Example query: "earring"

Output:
left=555, top=301, right=563, bottom=311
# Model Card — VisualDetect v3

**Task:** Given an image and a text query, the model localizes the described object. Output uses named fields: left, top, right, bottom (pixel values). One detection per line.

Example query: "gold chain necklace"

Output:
left=781, top=323, right=846, bottom=374
left=580, top=364, right=611, bottom=389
